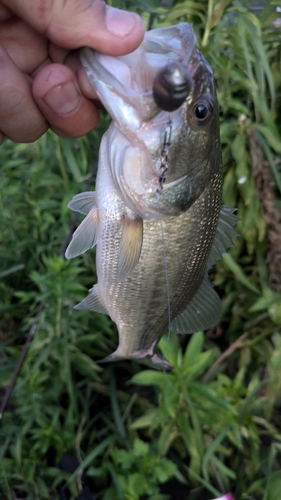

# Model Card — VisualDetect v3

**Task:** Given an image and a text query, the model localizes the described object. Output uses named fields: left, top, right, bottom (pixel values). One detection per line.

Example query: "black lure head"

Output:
left=152, top=61, right=193, bottom=112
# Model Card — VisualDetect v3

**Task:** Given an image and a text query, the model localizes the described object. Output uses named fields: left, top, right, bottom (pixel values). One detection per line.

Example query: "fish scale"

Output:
left=65, top=23, right=239, bottom=370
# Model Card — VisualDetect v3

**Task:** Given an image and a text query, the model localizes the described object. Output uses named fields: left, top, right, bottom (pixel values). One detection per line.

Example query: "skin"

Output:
left=0, top=0, right=145, bottom=144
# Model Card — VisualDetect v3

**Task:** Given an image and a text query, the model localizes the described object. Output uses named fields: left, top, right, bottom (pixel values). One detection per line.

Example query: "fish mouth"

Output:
left=80, top=23, right=197, bottom=124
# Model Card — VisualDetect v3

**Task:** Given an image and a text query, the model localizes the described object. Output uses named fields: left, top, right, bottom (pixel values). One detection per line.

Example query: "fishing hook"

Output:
left=157, top=119, right=173, bottom=193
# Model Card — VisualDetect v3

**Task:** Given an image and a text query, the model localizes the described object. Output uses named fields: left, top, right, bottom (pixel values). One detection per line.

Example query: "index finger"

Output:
left=1, top=0, right=145, bottom=55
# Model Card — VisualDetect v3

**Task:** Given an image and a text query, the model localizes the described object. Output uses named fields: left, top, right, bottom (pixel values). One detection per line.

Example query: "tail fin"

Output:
left=97, top=349, right=173, bottom=371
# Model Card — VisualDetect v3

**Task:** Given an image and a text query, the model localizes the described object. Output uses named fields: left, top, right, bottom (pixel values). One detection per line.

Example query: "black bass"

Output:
left=65, top=24, right=238, bottom=370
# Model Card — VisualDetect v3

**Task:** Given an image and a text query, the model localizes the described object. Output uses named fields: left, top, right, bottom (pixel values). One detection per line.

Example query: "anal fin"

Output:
left=171, top=274, right=222, bottom=334
left=74, top=284, right=108, bottom=315
left=117, top=215, right=143, bottom=282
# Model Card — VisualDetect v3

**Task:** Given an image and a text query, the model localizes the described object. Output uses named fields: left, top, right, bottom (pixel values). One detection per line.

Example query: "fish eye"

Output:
left=191, top=99, right=213, bottom=126
left=195, top=103, right=208, bottom=119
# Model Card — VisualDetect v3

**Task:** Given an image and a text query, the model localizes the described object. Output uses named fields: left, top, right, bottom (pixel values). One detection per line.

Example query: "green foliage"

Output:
left=131, top=333, right=281, bottom=498
left=98, top=438, right=177, bottom=499
left=1, top=1, right=281, bottom=499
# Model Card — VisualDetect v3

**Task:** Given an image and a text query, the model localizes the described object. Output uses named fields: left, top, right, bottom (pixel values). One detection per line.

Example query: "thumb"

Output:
left=2, top=0, right=145, bottom=55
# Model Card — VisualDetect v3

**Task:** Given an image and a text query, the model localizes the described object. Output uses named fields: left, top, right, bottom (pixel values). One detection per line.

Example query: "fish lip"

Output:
left=142, top=23, right=197, bottom=65
left=80, top=23, right=198, bottom=118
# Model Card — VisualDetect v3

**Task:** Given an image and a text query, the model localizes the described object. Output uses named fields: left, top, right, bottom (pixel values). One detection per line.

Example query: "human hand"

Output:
left=0, top=0, right=145, bottom=144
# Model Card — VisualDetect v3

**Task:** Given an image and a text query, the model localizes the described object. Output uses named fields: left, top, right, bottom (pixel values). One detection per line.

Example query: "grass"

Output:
left=1, top=1, right=281, bottom=499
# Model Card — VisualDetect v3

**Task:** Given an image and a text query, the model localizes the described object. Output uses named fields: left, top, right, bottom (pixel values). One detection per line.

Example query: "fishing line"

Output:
left=155, top=118, right=173, bottom=362
left=156, top=190, right=194, bottom=405
left=155, top=122, right=208, bottom=410
left=155, top=222, right=208, bottom=406
left=155, top=191, right=172, bottom=356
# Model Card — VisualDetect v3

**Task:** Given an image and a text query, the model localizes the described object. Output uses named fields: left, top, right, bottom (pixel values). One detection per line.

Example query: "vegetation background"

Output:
left=0, top=0, right=281, bottom=499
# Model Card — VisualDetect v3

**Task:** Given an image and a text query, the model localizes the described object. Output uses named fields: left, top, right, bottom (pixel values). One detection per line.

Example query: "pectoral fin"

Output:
left=68, top=191, right=96, bottom=215
left=207, top=206, right=239, bottom=269
left=65, top=206, right=98, bottom=259
left=171, top=274, right=222, bottom=334
left=117, top=215, right=143, bottom=282
left=74, top=284, right=108, bottom=314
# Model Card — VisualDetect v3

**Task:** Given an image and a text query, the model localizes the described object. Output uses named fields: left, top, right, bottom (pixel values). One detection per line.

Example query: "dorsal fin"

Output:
left=65, top=206, right=98, bottom=259
left=171, top=274, right=222, bottom=334
left=207, top=205, right=239, bottom=270
left=117, top=215, right=143, bottom=282
left=74, top=285, right=108, bottom=315
left=68, top=191, right=96, bottom=215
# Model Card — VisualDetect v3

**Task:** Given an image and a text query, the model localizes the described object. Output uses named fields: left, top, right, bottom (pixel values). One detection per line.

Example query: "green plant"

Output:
left=130, top=332, right=281, bottom=499
left=1, top=1, right=281, bottom=499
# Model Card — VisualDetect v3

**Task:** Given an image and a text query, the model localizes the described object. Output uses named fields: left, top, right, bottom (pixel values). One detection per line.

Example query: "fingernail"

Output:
left=43, top=81, right=81, bottom=115
left=106, top=7, right=139, bottom=37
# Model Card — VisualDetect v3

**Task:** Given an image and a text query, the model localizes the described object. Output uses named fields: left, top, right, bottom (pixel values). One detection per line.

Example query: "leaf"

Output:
left=185, top=467, right=220, bottom=497
left=66, top=435, right=116, bottom=485
left=202, top=424, right=232, bottom=481
left=60, top=138, right=83, bottom=182
left=0, top=264, right=25, bottom=279
left=133, top=438, right=149, bottom=457
left=130, top=370, right=166, bottom=388
left=110, top=375, right=126, bottom=439
left=130, top=410, right=160, bottom=430
left=182, top=331, right=204, bottom=368
left=222, top=253, right=260, bottom=293
left=154, top=459, right=176, bottom=483
left=158, top=422, right=179, bottom=456
left=212, top=455, right=236, bottom=480
left=190, top=382, right=235, bottom=412
left=254, top=130, right=281, bottom=193
left=250, top=290, right=281, bottom=313
left=210, top=0, right=232, bottom=29
left=69, top=347, right=102, bottom=378
left=182, top=350, right=217, bottom=379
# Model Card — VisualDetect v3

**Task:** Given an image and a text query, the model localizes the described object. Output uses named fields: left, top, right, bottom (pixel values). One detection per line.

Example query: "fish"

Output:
left=65, top=23, right=238, bottom=370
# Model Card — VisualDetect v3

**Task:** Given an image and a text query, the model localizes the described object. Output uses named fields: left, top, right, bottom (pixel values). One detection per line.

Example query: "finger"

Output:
left=3, top=0, right=145, bottom=55
left=67, top=53, right=100, bottom=102
left=32, top=50, right=80, bottom=79
left=0, top=17, right=48, bottom=74
left=0, top=131, right=5, bottom=145
left=77, top=64, right=98, bottom=101
left=0, top=5, right=12, bottom=22
left=0, top=45, right=48, bottom=142
left=32, top=64, right=99, bottom=138
left=48, top=42, right=69, bottom=65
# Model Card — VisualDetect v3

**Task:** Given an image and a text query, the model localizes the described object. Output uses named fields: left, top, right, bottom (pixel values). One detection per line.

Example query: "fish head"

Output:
left=81, top=23, right=221, bottom=218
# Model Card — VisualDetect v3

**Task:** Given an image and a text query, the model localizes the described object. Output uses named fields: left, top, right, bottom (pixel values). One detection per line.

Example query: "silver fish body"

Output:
left=65, top=24, right=238, bottom=370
